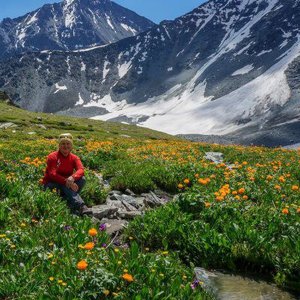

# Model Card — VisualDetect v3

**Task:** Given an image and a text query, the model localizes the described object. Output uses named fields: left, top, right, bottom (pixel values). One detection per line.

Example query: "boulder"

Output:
left=91, top=205, right=118, bottom=219
left=104, top=219, right=128, bottom=235
left=117, top=210, right=142, bottom=219
left=0, top=122, right=17, bottom=129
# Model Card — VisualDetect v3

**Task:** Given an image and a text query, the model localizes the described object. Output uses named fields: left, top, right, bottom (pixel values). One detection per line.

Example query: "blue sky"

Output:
left=0, top=0, right=206, bottom=23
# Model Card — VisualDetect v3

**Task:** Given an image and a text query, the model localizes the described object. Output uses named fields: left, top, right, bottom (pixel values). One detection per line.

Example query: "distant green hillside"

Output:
left=0, top=98, right=176, bottom=141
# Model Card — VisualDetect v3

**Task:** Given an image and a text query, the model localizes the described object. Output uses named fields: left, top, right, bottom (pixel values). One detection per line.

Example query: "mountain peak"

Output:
left=0, top=0, right=154, bottom=59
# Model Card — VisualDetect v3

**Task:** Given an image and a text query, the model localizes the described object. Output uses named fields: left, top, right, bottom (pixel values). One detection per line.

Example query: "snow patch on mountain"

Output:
left=120, top=23, right=137, bottom=35
left=54, top=83, right=68, bottom=94
left=232, top=65, right=254, bottom=76
left=84, top=94, right=127, bottom=111
left=92, top=35, right=300, bottom=135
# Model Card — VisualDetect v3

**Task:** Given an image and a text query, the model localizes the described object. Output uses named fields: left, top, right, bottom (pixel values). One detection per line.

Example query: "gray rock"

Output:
left=117, top=210, right=142, bottom=219
left=36, top=124, right=47, bottom=130
left=141, top=191, right=163, bottom=207
left=106, top=199, right=125, bottom=210
left=120, top=199, right=138, bottom=212
left=94, top=173, right=111, bottom=189
left=204, top=152, right=224, bottom=164
left=0, top=122, right=17, bottom=129
left=108, top=190, right=122, bottom=200
left=104, top=219, right=128, bottom=235
left=124, top=188, right=135, bottom=196
left=91, top=205, right=118, bottom=220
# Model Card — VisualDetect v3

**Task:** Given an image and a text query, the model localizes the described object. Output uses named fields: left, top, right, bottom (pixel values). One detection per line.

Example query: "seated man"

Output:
left=42, top=133, right=89, bottom=215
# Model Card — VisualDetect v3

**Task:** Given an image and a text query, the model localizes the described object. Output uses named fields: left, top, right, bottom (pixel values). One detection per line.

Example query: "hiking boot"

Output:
left=79, top=205, right=92, bottom=216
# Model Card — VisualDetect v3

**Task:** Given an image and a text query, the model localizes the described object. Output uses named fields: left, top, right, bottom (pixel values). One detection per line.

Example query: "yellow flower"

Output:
left=162, top=251, right=168, bottom=255
left=103, top=290, right=110, bottom=296
left=49, top=277, right=54, bottom=281
left=114, top=248, right=119, bottom=253
left=20, top=223, right=26, bottom=227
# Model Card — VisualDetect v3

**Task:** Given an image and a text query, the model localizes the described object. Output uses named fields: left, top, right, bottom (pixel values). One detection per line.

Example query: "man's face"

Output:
left=59, top=141, right=72, bottom=156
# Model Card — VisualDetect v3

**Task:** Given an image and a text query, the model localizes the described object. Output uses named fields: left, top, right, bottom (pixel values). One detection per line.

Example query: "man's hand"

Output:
left=70, top=182, right=79, bottom=192
left=66, top=176, right=75, bottom=188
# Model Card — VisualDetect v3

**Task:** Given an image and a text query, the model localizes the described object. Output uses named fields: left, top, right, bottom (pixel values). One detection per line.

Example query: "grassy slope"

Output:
left=0, top=100, right=211, bottom=300
left=1, top=99, right=299, bottom=298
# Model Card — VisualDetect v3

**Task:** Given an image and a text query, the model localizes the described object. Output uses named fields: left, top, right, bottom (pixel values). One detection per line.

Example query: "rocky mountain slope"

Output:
left=0, top=0, right=154, bottom=60
left=1, top=0, right=300, bottom=146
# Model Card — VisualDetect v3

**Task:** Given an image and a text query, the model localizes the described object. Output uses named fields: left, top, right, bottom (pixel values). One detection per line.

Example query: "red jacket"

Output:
left=42, top=151, right=84, bottom=185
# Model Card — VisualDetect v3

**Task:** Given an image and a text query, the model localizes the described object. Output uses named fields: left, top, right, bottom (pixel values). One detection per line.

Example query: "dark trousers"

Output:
left=44, top=177, right=86, bottom=211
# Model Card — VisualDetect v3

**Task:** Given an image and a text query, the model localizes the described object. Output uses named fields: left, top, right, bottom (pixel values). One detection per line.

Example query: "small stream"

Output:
left=195, top=268, right=299, bottom=300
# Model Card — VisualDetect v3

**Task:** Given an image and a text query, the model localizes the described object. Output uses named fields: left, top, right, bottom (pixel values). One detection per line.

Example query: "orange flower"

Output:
left=297, top=208, right=300, bottom=214
left=122, top=273, right=134, bottom=282
left=232, top=191, right=238, bottom=195
left=282, top=208, right=289, bottom=215
left=266, top=175, right=273, bottom=181
left=77, top=260, right=88, bottom=270
left=183, top=178, right=190, bottom=185
left=205, top=202, right=211, bottom=208
left=292, top=185, right=299, bottom=191
left=198, top=178, right=208, bottom=185
left=216, top=196, right=224, bottom=202
left=274, top=185, right=281, bottom=190
left=88, top=228, right=97, bottom=236
left=242, top=195, right=248, bottom=200
left=83, top=242, right=95, bottom=250
left=178, top=183, right=184, bottom=189
left=238, top=188, right=245, bottom=194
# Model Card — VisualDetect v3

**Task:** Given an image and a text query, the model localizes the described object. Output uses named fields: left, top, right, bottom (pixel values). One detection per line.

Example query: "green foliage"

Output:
left=80, top=170, right=108, bottom=206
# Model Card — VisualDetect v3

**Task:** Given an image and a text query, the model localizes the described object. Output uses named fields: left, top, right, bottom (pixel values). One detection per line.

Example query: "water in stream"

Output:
left=195, top=268, right=299, bottom=300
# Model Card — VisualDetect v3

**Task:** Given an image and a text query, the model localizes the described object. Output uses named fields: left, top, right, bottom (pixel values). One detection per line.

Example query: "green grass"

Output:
left=0, top=98, right=299, bottom=297
left=0, top=100, right=210, bottom=299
